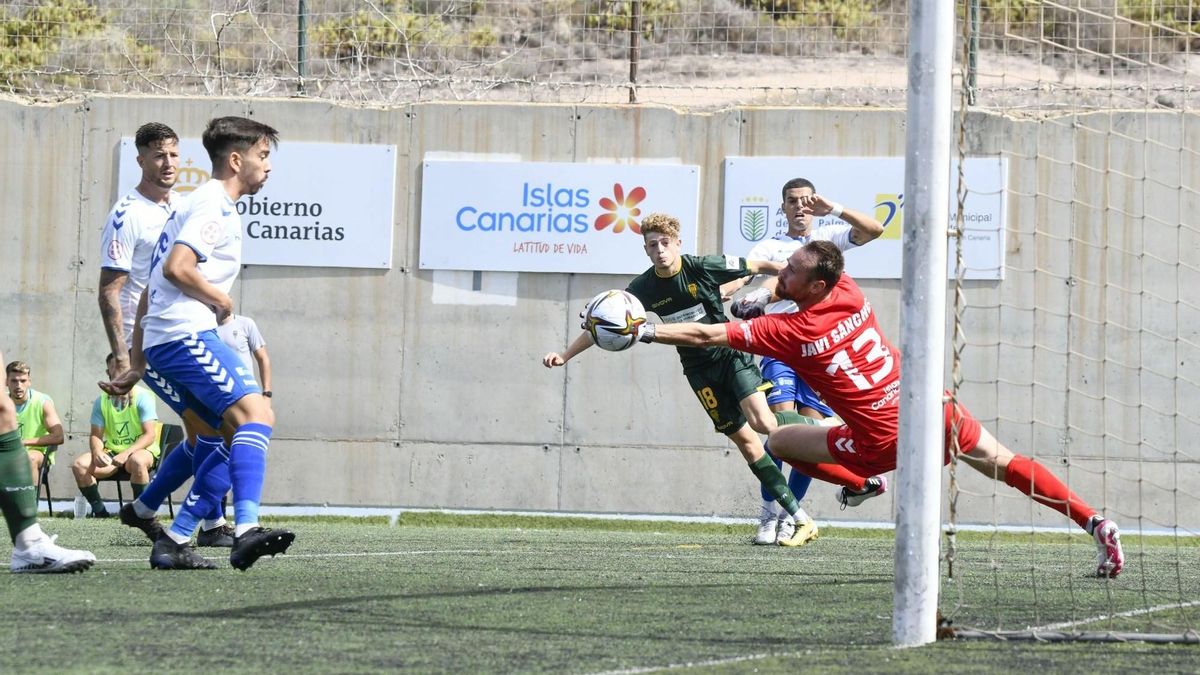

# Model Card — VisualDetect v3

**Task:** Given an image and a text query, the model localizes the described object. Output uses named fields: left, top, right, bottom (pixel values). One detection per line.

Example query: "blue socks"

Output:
left=788, top=465, right=812, bottom=502
left=168, top=444, right=230, bottom=542
left=168, top=423, right=271, bottom=541
left=230, top=423, right=271, bottom=531
left=136, top=438, right=194, bottom=511
left=192, top=435, right=227, bottom=521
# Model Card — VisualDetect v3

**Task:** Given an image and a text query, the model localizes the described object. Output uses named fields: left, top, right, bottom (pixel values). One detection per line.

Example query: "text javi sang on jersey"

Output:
left=800, top=301, right=874, bottom=357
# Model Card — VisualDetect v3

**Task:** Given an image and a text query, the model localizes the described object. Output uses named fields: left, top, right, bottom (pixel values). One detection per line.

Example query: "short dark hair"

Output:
left=134, top=122, right=178, bottom=152
left=781, top=177, right=816, bottom=200
left=202, top=116, right=279, bottom=167
left=804, top=240, right=844, bottom=286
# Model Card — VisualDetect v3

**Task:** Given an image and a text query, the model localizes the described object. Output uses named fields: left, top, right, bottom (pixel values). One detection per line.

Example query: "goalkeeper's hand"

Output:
left=731, top=287, right=772, bottom=319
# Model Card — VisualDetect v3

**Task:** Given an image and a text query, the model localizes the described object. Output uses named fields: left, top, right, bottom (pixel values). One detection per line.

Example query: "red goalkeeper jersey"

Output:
left=725, top=273, right=902, bottom=451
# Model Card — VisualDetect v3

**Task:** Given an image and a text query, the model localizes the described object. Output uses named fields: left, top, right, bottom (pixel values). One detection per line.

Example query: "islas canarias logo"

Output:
left=456, top=181, right=650, bottom=235
left=594, top=183, right=646, bottom=234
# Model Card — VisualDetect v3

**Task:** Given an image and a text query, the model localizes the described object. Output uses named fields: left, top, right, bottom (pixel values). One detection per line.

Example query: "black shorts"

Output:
left=684, top=349, right=768, bottom=435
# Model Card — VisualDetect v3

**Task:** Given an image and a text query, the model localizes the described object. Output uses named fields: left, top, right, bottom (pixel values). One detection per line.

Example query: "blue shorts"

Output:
left=761, top=356, right=834, bottom=416
left=141, top=330, right=261, bottom=430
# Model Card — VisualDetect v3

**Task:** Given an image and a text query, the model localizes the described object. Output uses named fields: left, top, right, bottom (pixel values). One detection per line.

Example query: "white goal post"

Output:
left=893, top=0, right=956, bottom=648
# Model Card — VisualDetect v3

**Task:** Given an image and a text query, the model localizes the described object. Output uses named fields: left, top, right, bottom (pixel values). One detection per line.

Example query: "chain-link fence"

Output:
left=3, top=0, right=1196, bottom=111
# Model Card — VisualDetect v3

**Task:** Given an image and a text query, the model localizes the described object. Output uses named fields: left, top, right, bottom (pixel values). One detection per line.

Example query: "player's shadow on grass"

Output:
left=163, top=581, right=888, bottom=646
left=168, top=579, right=889, bottom=616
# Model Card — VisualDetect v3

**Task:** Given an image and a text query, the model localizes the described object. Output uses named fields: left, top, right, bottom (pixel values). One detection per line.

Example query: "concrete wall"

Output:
left=1, top=96, right=1196, bottom=530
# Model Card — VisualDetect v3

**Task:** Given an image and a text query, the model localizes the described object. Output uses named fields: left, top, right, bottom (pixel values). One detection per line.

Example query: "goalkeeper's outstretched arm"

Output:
left=637, top=321, right=729, bottom=349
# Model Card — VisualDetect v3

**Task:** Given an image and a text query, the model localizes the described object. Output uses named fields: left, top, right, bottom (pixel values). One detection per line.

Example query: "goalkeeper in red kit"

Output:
left=634, top=240, right=1124, bottom=577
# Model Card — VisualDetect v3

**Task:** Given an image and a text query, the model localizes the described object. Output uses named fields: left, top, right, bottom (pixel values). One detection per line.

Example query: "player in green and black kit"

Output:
left=543, top=213, right=820, bottom=546
left=0, top=349, right=95, bottom=573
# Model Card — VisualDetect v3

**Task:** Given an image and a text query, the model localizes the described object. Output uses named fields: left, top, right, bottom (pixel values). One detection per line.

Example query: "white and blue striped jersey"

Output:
left=745, top=223, right=858, bottom=315
left=141, top=180, right=243, bottom=350
left=99, top=189, right=176, bottom=346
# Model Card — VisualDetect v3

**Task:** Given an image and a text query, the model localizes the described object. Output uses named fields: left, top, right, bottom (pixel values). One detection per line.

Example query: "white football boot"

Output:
left=11, top=535, right=96, bottom=574
left=752, top=502, right=779, bottom=545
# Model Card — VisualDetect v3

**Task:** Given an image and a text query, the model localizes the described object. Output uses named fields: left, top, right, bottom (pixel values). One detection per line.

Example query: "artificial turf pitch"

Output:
left=1, top=514, right=1197, bottom=673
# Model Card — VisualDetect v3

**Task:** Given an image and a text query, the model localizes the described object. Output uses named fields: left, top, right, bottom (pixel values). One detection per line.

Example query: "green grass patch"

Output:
left=1, top=517, right=1197, bottom=673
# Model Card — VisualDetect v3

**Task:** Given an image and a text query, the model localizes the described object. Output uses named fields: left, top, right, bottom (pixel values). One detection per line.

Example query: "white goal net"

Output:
left=941, top=0, right=1200, bottom=642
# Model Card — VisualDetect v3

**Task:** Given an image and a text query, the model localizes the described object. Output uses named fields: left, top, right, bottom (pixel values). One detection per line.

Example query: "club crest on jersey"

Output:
left=687, top=283, right=698, bottom=298
left=200, top=221, right=222, bottom=245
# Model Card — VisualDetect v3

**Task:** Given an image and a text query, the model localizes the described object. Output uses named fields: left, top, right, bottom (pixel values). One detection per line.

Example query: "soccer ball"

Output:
left=583, top=290, right=647, bottom=352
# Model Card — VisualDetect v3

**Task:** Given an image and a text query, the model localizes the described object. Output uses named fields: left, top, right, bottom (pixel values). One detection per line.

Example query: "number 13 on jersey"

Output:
left=825, top=327, right=893, bottom=391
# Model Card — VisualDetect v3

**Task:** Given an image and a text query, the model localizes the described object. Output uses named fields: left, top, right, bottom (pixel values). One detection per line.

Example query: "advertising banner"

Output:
left=419, top=159, right=700, bottom=274
left=118, top=139, right=397, bottom=268
left=722, top=157, right=1007, bottom=280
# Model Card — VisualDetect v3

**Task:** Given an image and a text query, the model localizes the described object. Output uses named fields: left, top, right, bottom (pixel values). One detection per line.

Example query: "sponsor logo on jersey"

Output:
left=739, top=322, right=753, bottom=345
left=107, top=240, right=127, bottom=261
left=660, top=304, right=706, bottom=324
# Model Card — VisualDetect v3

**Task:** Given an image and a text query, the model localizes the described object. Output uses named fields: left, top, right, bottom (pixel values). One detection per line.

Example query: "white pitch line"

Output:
left=1031, top=599, right=1200, bottom=632
left=586, top=650, right=805, bottom=675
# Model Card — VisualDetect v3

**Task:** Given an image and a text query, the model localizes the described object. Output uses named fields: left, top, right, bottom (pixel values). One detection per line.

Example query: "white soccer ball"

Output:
left=583, top=290, right=647, bottom=352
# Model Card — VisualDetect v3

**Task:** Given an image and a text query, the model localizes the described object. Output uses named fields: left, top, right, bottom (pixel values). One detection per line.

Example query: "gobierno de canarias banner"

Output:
left=117, top=138, right=397, bottom=269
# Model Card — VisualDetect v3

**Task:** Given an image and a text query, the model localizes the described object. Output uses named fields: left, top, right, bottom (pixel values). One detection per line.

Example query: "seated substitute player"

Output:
left=5, top=361, right=64, bottom=482
left=102, top=116, right=293, bottom=571
left=634, top=240, right=1126, bottom=577
left=727, top=178, right=887, bottom=544
left=543, top=213, right=876, bottom=547
left=70, top=353, right=160, bottom=518
left=0, top=348, right=95, bottom=573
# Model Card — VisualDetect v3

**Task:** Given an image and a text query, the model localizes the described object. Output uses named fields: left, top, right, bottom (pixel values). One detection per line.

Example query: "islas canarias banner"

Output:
left=419, top=159, right=700, bottom=274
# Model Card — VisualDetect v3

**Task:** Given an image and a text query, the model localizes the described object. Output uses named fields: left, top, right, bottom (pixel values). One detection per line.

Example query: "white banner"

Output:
left=722, top=157, right=1007, bottom=280
left=419, top=160, right=700, bottom=274
left=118, top=139, right=397, bottom=268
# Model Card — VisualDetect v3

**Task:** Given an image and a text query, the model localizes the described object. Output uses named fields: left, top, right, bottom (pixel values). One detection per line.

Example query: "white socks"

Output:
left=13, top=523, right=47, bottom=550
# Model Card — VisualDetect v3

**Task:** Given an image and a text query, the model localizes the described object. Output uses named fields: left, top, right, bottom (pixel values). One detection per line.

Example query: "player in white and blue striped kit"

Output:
left=103, top=116, right=292, bottom=571
left=99, top=122, right=236, bottom=548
